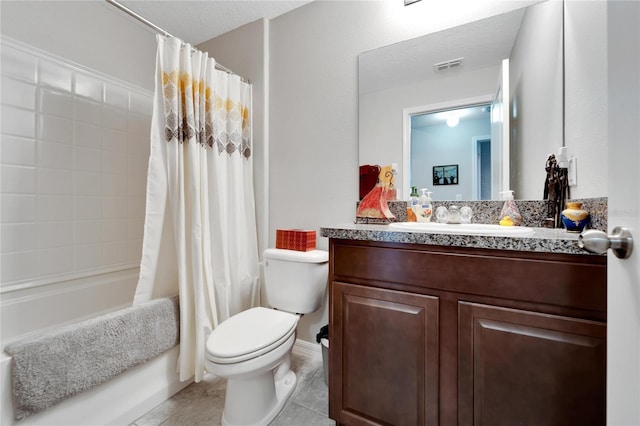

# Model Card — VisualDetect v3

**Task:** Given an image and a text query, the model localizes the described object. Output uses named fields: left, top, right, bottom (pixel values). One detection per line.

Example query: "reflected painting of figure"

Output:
left=433, top=165, right=458, bottom=186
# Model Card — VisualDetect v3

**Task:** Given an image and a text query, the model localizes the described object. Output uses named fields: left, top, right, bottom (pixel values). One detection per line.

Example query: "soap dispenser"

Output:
left=499, top=190, right=522, bottom=226
left=407, top=186, right=419, bottom=222
left=415, top=188, right=433, bottom=223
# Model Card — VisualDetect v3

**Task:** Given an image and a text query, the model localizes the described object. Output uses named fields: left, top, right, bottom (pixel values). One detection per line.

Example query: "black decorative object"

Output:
left=543, top=154, right=569, bottom=228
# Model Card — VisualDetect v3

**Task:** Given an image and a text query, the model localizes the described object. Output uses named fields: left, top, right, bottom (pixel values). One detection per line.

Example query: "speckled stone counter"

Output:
left=320, top=223, right=601, bottom=256
left=356, top=197, right=608, bottom=231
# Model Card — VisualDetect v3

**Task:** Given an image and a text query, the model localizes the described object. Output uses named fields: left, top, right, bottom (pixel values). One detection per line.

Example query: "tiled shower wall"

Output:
left=0, top=38, right=152, bottom=292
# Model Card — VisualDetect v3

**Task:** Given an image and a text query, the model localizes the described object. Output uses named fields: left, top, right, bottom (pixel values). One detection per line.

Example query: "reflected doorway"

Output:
left=473, top=136, right=492, bottom=200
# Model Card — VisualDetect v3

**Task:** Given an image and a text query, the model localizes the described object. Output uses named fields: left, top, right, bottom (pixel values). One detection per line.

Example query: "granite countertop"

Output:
left=320, top=223, right=600, bottom=256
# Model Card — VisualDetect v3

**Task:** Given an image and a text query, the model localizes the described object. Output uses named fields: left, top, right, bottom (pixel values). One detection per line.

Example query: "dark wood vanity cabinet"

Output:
left=331, top=282, right=440, bottom=425
left=328, top=239, right=606, bottom=426
left=458, top=302, right=606, bottom=426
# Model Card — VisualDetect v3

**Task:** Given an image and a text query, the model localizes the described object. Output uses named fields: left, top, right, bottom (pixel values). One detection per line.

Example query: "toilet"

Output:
left=204, top=248, right=329, bottom=426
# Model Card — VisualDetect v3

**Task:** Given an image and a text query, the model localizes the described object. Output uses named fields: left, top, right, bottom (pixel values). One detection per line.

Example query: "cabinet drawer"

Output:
left=331, top=240, right=606, bottom=314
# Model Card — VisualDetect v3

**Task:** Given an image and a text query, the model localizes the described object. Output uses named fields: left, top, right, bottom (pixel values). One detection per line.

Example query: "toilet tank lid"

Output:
left=264, top=248, right=328, bottom=263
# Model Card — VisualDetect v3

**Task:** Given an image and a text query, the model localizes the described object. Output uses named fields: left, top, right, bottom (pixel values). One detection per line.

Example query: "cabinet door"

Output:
left=458, top=302, right=606, bottom=426
left=330, top=281, right=439, bottom=426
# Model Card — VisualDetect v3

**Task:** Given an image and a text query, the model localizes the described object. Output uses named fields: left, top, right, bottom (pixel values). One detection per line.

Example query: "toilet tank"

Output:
left=263, top=248, right=329, bottom=314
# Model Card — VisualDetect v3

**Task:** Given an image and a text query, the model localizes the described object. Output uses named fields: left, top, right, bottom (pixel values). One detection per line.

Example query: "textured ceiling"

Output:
left=359, top=7, right=526, bottom=95
left=116, top=0, right=312, bottom=45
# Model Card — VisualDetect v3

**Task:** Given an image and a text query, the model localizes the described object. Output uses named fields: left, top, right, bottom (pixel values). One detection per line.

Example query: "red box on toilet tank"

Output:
left=275, top=229, right=316, bottom=251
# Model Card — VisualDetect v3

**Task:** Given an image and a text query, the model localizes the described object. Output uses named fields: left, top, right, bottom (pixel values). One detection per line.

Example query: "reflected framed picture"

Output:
left=433, top=164, right=458, bottom=185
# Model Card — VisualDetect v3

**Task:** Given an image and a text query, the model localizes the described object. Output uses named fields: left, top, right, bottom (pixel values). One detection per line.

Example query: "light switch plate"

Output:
left=568, top=157, right=577, bottom=186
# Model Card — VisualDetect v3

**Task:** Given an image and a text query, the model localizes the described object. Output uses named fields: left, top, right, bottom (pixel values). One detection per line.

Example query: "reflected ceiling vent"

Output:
left=433, top=57, right=464, bottom=72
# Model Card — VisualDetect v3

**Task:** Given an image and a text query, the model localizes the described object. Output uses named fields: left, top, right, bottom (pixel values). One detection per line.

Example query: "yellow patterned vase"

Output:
left=561, top=202, right=590, bottom=233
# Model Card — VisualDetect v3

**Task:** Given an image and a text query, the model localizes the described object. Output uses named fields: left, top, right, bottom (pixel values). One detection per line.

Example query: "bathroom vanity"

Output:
left=321, top=224, right=606, bottom=426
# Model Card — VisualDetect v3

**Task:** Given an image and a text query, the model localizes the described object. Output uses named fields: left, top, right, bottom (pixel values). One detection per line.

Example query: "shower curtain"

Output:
left=135, top=35, right=259, bottom=382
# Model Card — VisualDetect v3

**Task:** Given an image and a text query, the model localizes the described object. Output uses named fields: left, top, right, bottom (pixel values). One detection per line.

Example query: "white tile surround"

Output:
left=0, top=37, right=153, bottom=339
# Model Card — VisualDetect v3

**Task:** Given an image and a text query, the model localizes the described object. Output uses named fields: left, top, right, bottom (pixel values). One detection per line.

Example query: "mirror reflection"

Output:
left=411, top=104, right=492, bottom=200
left=359, top=0, right=564, bottom=200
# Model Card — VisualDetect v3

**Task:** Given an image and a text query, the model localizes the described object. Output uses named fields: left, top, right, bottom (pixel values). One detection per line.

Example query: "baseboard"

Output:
left=293, top=338, right=322, bottom=361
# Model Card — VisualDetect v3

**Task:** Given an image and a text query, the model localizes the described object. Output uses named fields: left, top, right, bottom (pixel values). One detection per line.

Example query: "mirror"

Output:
left=359, top=1, right=564, bottom=200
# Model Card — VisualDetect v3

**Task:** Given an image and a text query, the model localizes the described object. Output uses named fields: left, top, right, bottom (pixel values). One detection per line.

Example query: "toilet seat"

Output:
left=206, top=307, right=298, bottom=364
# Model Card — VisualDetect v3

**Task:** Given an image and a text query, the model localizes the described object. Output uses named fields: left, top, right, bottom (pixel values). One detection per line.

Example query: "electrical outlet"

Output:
left=568, top=157, right=577, bottom=186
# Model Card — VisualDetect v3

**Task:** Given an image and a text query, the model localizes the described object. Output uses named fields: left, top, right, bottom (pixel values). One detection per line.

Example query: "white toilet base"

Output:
left=206, top=323, right=299, bottom=426
left=221, top=366, right=297, bottom=426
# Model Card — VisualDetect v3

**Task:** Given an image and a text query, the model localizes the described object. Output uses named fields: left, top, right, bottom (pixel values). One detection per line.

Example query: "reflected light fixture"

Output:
left=405, top=0, right=422, bottom=5
left=446, top=116, right=460, bottom=127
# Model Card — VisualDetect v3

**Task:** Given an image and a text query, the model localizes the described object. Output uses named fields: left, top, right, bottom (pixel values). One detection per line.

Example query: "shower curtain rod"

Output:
left=105, top=0, right=249, bottom=83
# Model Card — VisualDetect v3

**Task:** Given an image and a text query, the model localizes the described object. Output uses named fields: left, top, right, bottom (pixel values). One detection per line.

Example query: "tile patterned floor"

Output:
left=130, top=351, right=335, bottom=426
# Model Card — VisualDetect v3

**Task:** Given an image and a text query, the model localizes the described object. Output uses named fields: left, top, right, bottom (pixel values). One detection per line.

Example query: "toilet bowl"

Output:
left=205, top=248, right=328, bottom=426
left=205, top=308, right=299, bottom=426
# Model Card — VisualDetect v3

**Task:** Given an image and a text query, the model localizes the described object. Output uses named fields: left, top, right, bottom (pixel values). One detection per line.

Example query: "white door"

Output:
left=607, top=1, right=640, bottom=424
left=490, top=59, right=510, bottom=200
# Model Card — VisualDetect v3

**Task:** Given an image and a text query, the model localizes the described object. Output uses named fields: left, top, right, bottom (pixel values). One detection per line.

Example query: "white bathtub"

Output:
left=1, top=346, right=190, bottom=426
left=1, top=267, right=190, bottom=425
